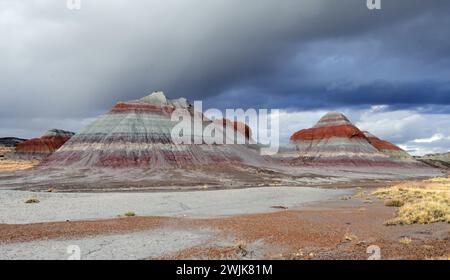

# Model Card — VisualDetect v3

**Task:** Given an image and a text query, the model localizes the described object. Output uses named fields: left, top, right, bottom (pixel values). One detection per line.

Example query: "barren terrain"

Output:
left=0, top=178, right=448, bottom=260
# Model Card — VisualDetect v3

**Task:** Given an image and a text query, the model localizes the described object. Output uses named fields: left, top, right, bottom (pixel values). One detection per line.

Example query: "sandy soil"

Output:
left=0, top=192, right=448, bottom=260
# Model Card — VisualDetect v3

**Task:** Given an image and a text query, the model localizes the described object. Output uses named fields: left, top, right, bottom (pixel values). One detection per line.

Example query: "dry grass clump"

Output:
left=25, top=198, right=40, bottom=204
left=425, top=177, right=450, bottom=184
left=373, top=177, right=450, bottom=225
left=399, top=236, right=412, bottom=245
left=233, top=241, right=249, bottom=257
left=343, top=233, right=358, bottom=242
left=384, top=199, right=404, bottom=207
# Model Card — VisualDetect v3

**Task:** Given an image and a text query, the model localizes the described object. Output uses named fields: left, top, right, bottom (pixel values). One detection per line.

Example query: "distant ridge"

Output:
left=0, top=137, right=27, bottom=147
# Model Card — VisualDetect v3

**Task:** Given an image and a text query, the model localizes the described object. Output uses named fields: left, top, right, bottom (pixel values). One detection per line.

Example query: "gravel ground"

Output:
left=0, top=187, right=351, bottom=224
left=0, top=229, right=212, bottom=260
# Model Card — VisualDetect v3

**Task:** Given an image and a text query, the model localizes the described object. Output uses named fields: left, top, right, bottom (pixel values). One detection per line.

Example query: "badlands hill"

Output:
left=42, top=91, right=266, bottom=169
left=15, top=129, right=74, bottom=159
left=0, top=106, right=443, bottom=191
left=288, top=112, right=390, bottom=165
left=283, top=112, right=431, bottom=169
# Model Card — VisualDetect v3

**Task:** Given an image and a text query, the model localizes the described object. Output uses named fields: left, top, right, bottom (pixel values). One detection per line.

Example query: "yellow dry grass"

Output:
left=0, top=158, right=39, bottom=171
left=0, top=147, right=14, bottom=154
left=372, top=177, right=450, bottom=225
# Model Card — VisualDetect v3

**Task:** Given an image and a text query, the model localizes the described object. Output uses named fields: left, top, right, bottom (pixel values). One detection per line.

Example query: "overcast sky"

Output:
left=1, top=0, right=449, bottom=155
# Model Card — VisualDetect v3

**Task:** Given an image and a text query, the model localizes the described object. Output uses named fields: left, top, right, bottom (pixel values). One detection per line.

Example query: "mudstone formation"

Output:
left=363, top=131, right=413, bottom=161
left=287, top=112, right=415, bottom=166
left=42, top=92, right=265, bottom=169
left=15, top=129, right=75, bottom=158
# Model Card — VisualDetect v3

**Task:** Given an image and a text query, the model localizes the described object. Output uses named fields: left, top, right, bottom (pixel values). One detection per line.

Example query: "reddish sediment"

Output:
left=15, top=136, right=71, bottom=154
left=110, top=102, right=177, bottom=115
left=217, top=119, right=252, bottom=140
left=363, top=132, right=403, bottom=151
left=290, top=124, right=366, bottom=142
left=15, top=129, right=74, bottom=157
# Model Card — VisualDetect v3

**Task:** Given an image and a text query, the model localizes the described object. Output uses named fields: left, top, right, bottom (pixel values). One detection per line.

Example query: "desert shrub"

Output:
left=124, top=211, right=136, bottom=217
left=25, top=198, right=40, bottom=204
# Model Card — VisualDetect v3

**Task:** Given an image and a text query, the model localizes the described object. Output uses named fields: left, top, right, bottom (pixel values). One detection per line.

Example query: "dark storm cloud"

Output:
left=1, top=0, right=450, bottom=154
left=1, top=0, right=450, bottom=116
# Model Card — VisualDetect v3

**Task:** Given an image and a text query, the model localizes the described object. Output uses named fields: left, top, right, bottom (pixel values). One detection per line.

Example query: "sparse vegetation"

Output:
left=0, top=159, right=39, bottom=172
left=234, top=240, right=249, bottom=257
left=344, top=233, right=358, bottom=242
left=373, top=177, right=450, bottom=225
left=124, top=211, right=136, bottom=217
left=399, top=236, right=412, bottom=245
left=25, top=198, right=40, bottom=204
left=384, top=199, right=404, bottom=207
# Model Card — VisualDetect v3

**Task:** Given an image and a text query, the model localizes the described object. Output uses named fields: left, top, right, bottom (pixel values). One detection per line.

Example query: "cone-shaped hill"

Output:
left=288, top=112, right=394, bottom=165
left=42, top=92, right=266, bottom=169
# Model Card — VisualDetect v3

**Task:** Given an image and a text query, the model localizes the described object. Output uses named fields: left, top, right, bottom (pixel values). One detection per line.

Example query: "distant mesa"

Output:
left=287, top=112, right=390, bottom=165
left=0, top=137, right=27, bottom=148
left=42, top=91, right=266, bottom=169
left=15, top=129, right=75, bottom=159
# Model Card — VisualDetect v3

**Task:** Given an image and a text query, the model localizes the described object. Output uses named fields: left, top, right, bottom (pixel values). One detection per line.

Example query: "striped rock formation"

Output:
left=288, top=112, right=390, bottom=165
left=363, top=131, right=413, bottom=161
left=215, top=119, right=253, bottom=144
left=42, top=91, right=265, bottom=169
left=15, top=129, right=75, bottom=158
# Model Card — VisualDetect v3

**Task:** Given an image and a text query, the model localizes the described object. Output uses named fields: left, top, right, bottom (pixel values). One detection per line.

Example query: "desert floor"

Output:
left=0, top=156, right=448, bottom=260
left=0, top=183, right=448, bottom=260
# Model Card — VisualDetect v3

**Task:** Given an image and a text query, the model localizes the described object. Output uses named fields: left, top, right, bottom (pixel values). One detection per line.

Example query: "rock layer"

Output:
left=15, top=129, right=75, bottom=158
left=363, top=131, right=413, bottom=161
left=214, top=118, right=253, bottom=144
left=42, top=92, right=265, bottom=169
left=288, top=112, right=394, bottom=165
